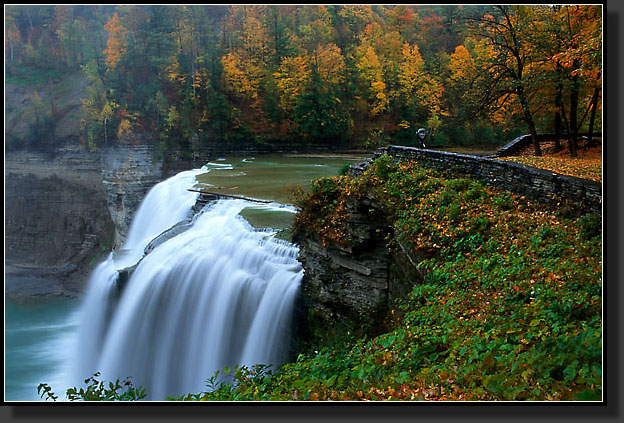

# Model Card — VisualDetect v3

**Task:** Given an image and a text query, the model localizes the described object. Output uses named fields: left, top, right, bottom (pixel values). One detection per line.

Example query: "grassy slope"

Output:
left=173, top=157, right=602, bottom=402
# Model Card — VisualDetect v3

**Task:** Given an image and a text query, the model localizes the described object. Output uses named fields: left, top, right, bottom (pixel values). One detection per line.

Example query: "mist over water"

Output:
left=73, top=168, right=302, bottom=400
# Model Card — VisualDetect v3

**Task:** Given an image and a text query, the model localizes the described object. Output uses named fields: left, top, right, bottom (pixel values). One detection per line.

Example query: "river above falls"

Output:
left=195, top=155, right=362, bottom=235
left=196, top=155, right=357, bottom=203
left=4, top=154, right=363, bottom=402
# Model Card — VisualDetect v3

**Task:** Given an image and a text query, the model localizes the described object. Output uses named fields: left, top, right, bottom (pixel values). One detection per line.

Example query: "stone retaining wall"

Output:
left=356, top=145, right=602, bottom=214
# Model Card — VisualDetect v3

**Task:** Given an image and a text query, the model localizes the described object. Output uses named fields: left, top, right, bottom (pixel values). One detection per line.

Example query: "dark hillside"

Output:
left=6, top=71, right=89, bottom=152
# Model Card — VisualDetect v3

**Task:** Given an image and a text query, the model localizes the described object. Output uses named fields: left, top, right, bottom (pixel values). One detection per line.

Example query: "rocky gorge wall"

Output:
left=5, top=145, right=114, bottom=267
left=5, top=141, right=165, bottom=299
left=293, top=194, right=421, bottom=338
left=5, top=145, right=116, bottom=299
left=100, top=141, right=164, bottom=248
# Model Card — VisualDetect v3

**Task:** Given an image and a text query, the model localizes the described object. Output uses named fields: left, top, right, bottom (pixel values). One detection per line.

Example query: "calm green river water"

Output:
left=4, top=154, right=361, bottom=401
left=195, top=156, right=359, bottom=233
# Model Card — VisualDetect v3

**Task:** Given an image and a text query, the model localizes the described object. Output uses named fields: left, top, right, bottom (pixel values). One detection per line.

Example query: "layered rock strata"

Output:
left=294, top=194, right=420, bottom=337
left=99, top=141, right=164, bottom=248
left=5, top=145, right=116, bottom=298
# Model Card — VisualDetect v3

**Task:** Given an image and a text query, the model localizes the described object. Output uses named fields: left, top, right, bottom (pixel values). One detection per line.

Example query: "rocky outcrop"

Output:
left=143, top=218, right=193, bottom=255
left=5, top=145, right=116, bottom=299
left=100, top=140, right=164, bottom=248
left=294, top=194, right=419, bottom=336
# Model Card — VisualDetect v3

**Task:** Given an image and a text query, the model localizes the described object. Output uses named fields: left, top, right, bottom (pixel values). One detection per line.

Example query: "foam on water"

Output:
left=73, top=169, right=302, bottom=400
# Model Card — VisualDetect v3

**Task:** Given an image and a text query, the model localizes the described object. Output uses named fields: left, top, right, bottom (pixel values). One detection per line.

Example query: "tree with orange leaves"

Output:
left=103, top=12, right=127, bottom=69
left=472, top=6, right=546, bottom=155
left=548, top=5, right=602, bottom=156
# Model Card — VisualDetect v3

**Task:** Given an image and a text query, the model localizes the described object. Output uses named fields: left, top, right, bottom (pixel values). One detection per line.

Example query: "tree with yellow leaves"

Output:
left=355, top=43, right=387, bottom=117
left=274, top=55, right=311, bottom=115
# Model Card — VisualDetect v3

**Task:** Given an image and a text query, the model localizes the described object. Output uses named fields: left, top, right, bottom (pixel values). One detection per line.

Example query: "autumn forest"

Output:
left=6, top=5, right=605, bottom=403
left=5, top=4, right=602, bottom=156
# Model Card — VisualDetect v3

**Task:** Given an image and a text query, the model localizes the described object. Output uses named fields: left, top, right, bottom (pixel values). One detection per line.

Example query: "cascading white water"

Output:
left=73, top=169, right=302, bottom=400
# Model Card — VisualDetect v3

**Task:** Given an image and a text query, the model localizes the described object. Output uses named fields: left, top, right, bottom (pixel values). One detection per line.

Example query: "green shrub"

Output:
left=494, top=192, right=515, bottom=210
left=447, top=199, right=462, bottom=222
left=373, top=154, right=394, bottom=180
left=445, top=178, right=472, bottom=192
left=26, top=115, right=55, bottom=150
left=577, top=213, right=601, bottom=240
left=38, top=373, right=146, bottom=401
left=6, top=134, right=24, bottom=151
left=339, top=162, right=352, bottom=176
left=465, top=185, right=485, bottom=201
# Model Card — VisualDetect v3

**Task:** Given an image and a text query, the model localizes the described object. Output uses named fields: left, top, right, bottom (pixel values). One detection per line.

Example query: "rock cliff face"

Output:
left=294, top=194, right=420, bottom=337
left=6, top=140, right=165, bottom=299
left=5, top=145, right=116, bottom=298
left=5, top=145, right=115, bottom=267
left=100, top=141, right=164, bottom=248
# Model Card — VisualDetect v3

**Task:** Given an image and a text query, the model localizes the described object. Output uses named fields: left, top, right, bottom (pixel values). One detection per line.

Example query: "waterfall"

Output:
left=73, top=169, right=303, bottom=400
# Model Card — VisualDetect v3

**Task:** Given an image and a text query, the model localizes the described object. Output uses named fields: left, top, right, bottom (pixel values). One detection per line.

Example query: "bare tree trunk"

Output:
left=554, top=112, right=563, bottom=151
left=519, top=87, right=542, bottom=156
left=26, top=9, right=34, bottom=43
left=587, top=73, right=601, bottom=148
left=587, top=89, right=599, bottom=147
left=568, top=59, right=580, bottom=157
left=497, top=6, right=541, bottom=156
left=191, top=53, right=196, bottom=98
left=553, top=64, right=563, bottom=151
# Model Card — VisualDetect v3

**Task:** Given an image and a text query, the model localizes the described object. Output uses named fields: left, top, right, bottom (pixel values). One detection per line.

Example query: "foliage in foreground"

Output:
left=184, top=156, right=601, bottom=401
left=38, top=372, right=146, bottom=401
